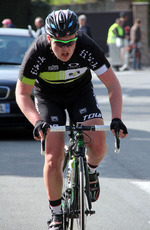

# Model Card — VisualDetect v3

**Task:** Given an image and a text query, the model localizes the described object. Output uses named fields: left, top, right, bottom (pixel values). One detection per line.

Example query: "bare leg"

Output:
left=43, top=132, right=65, bottom=201
left=83, top=118, right=107, bottom=166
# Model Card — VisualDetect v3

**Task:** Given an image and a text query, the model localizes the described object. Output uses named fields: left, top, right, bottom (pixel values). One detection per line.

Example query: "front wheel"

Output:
left=79, top=156, right=85, bottom=230
left=62, top=147, right=74, bottom=230
left=63, top=212, right=74, bottom=230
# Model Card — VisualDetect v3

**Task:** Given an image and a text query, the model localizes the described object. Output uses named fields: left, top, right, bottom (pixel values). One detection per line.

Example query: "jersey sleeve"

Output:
left=80, top=33, right=110, bottom=76
left=18, top=39, right=46, bottom=85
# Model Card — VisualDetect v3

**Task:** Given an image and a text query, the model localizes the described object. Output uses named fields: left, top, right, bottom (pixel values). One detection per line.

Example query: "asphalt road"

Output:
left=0, top=68, right=150, bottom=230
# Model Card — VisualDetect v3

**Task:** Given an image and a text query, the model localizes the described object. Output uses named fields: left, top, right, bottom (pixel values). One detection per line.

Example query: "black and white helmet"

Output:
left=45, top=9, right=79, bottom=37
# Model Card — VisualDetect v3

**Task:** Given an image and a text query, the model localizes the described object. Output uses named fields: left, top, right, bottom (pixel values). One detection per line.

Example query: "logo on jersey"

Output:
left=79, top=50, right=98, bottom=69
left=83, top=113, right=102, bottom=121
left=69, top=71, right=80, bottom=76
left=51, top=116, right=59, bottom=122
left=68, top=63, right=79, bottom=68
left=79, top=108, right=87, bottom=114
left=31, top=56, right=46, bottom=75
left=48, top=65, right=59, bottom=71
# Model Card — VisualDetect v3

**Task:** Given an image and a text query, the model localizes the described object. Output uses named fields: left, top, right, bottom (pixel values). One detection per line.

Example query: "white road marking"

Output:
left=131, top=138, right=150, bottom=141
left=131, top=181, right=150, bottom=195
left=96, top=94, right=129, bottom=104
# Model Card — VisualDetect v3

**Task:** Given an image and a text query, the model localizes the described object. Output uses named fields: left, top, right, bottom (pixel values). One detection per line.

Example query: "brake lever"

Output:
left=41, top=123, right=49, bottom=155
left=41, top=132, right=46, bottom=155
left=114, top=122, right=120, bottom=154
left=41, top=139, right=46, bottom=155
left=114, top=130, right=120, bottom=153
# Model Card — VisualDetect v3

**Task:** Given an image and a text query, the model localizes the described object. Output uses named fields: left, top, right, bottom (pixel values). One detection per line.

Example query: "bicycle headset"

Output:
left=45, top=9, right=79, bottom=37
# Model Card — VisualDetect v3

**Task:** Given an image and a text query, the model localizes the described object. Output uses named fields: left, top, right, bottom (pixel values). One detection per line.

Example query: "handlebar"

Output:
left=50, top=124, right=110, bottom=132
left=41, top=123, right=120, bottom=155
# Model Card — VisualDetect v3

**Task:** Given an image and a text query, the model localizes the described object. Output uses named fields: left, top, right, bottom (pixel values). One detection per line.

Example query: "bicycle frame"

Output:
left=62, top=123, right=95, bottom=230
left=41, top=121, right=120, bottom=229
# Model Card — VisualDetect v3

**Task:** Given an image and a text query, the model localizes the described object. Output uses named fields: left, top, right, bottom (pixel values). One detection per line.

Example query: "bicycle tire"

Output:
left=68, top=218, right=74, bottom=230
left=84, top=160, right=92, bottom=211
left=63, top=213, right=74, bottom=230
left=62, top=149, right=74, bottom=230
left=79, top=156, right=85, bottom=230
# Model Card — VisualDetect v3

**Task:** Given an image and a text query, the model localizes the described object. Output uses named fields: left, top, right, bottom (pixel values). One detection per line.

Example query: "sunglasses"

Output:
left=50, top=37, right=78, bottom=47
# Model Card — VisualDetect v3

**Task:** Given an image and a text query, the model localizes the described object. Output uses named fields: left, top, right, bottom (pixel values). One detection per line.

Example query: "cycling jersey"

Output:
left=19, top=31, right=110, bottom=97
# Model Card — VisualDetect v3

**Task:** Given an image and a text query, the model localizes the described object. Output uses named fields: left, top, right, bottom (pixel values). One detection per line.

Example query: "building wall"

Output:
left=132, top=2, right=150, bottom=66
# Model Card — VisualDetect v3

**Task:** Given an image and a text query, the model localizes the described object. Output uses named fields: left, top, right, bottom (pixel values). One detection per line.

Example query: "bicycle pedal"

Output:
left=89, top=210, right=95, bottom=215
left=85, top=209, right=95, bottom=215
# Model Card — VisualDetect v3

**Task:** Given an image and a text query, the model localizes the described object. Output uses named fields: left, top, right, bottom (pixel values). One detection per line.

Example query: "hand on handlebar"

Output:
left=110, top=118, right=128, bottom=139
left=33, top=120, right=50, bottom=141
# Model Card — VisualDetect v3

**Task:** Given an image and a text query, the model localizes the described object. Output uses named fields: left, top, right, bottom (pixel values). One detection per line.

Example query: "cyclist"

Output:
left=15, top=9, right=128, bottom=230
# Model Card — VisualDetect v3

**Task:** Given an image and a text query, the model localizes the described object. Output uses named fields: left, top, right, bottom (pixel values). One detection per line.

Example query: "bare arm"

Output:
left=98, top=67, right=122, bottom=120
left=15, top=79, right=42, bottom=126
left=98, top=67, right=127, bottom=138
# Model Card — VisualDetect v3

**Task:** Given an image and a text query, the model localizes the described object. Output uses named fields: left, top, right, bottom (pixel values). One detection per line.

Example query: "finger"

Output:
left=111, top=130, right=116, bottom=136
left=34, top=130, right=44, bottom=140
left=119, top=130, right=127, bottom=138
left=34, top=136, right=41, bottom=141
left=121, top=134, right=127, bottom=139
left=45, top=128, right=50, bottom=137
left=39, top=130, right=45, bottom=140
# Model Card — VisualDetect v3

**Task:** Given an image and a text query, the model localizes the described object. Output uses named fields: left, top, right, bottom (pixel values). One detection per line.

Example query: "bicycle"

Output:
left=41, top=119, right=120, bottom=230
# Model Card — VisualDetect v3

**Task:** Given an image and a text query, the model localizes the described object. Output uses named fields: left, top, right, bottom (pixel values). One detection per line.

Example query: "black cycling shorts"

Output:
left=34, top=87, right=103, bottom=126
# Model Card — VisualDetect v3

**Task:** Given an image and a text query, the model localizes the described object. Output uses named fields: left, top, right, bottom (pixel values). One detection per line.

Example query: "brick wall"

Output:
left=132, top=2, right=150, bottom=66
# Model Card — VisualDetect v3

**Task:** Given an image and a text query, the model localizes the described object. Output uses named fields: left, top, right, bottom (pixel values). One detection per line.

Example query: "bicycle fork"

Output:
left=71, top=132, right=95, bottom=217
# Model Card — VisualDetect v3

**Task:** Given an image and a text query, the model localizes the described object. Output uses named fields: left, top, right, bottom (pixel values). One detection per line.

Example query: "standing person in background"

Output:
left=107, top=18, right=124, bottom=71
left=119, top=12, right=131, bottom=71
left=34, top=17, right=45, bottom=37
left=78, top=14, right=92, bottom=38
left=120, top=11, right=129, bottom=27
left=2, top=18, right=15, bottom=28
left=119, top=25, right=131, bottom=71
left=130, top=18, right=142, bottom=70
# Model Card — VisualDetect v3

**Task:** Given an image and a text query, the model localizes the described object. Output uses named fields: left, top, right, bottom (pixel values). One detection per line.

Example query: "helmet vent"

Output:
left=45, top=9, right=79, bottom=37
left=68, top=21, right=73, bottom=28
left=51, top=24, right=56, bottom=29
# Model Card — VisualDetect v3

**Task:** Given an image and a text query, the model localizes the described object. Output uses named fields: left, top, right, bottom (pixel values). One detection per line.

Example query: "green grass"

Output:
left=41, top=0, right=92, bottom=5
left=50, top=0, right=86, bottom=4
